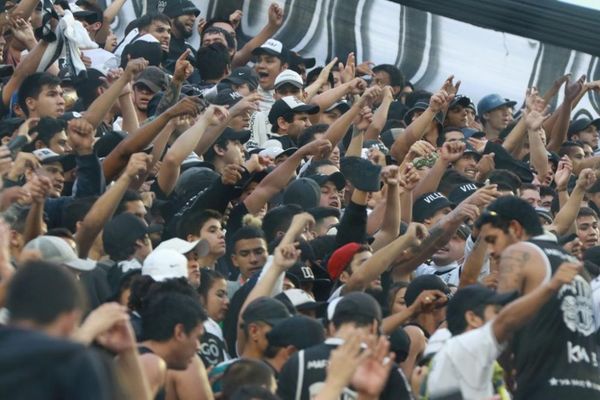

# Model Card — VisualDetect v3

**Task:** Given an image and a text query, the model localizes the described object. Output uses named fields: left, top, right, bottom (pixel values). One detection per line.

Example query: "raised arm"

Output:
left=84, top=58, right=148, bottom=129
left=493, top=262, right=580, bottom=343
left=118, top=84, right=140, bottom=134
left=158, top=106, right=228, bottom=196
left=243, top=138, right=331, bottom=214
left=155, top=50, right=194, bottom=116
left=77, top=153, right=151, bottom=258
left=95, top=0, right=127, bottom=45
left=231, top=3, right=284, bottom=68
left=304, top=57, right=338, bottom=102
left=524, top=108, right=551, bottom=180
left=413, top=141, right=465, bottom=198
left=343, top=223, right=426, bottom=294
left=547, top=76, right=583, bottom=152
left=365, top=87, right=393, bottom=140
left=103, top=97, right=201, bottom=181
left=322, top=86, right=381, bottom=149
left=2, top=39, right=51, bottom=105
left=552, top=168, right=595, bottom=235
left=23, top=175, right=51, bottom=243
left=370, top=167, right=401, bottom=251
left=390, top=77, right=457, bottom=161
left=309, top=77, right=365, bottom=117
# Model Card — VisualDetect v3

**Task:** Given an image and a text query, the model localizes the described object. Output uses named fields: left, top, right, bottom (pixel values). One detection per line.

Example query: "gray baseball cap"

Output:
left=24, top=236, right=96, bottom=271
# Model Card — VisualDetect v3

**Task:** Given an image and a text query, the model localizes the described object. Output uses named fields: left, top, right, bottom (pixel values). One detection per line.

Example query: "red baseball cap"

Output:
left=327, top=242, right=363, bottom=281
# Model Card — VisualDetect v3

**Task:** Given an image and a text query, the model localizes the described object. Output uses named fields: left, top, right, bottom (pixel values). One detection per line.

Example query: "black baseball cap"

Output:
left=288, top=51, right=316, bottom=69
left=134, top=66, right=168, bottom=93
left=163, top=0, right=200, bottom=18
left=404, top=275, right=451, bottom=307
left=306, top=172, right=346, bottom=191
left=242, top=296, right=291, bottom=326
left=102, top=213, right=150, bottom=258
left=222, top=66, right=259, bottom=90
left=404, top=102, right=443, bottom=126
left=212, top=89, right=244, bottom=107
left=567, top=117, right=600, bottom=137
left=266, top=315, right=324, bottom=349
left=412, top=192, right=454, bottom=223
left=332, top=292, right=382, bottom=323
left=461, top=127, right=486, bottom=139
left=448, top=95, right=471, bottom=109
left=268, top=96, right=320, bottom=130
left=283, top=178, right=321, bottom=210
left=446, top=284, right=517, bottom=335
left=174, top=167, right=219, bottom=199
left=307, top=207, right=341, bottom=221
left=448, top=182, right=481, bottom=205
left=389, top=327, right=411, bottom=362
left=32, top=148, right=77, bottom=172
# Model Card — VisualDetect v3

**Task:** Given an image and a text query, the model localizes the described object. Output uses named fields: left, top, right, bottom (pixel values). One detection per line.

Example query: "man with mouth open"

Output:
left=252, top=39, right=290, bottom=112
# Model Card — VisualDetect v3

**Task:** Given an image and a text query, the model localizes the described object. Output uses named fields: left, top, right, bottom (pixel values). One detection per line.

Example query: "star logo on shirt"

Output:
left=549, top=378, right=558, bottom=386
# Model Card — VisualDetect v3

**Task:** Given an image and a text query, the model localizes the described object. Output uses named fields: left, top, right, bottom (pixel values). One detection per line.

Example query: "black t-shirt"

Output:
left=277, top=338, right=411, bottom=400
left=512, top=239, right=600, bottom=400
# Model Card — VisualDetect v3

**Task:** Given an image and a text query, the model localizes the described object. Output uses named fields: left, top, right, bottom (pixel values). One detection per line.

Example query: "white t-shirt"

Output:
left=427, top=322, right=506, bottom=400
left=248, top=110, right=271, bottom=148
left=257, top=87, right=275, bottom=112
left=415, top=261, right=462, bottom=286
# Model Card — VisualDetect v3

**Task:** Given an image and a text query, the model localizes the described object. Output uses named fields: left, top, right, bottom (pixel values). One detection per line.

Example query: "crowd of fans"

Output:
left=0, top=0, right=599, bottom=399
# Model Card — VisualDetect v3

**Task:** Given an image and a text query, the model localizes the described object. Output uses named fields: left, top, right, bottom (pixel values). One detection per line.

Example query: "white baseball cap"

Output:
left=142, top=249, right=188, bottom=282
left=275, top=69, right=304, bottom=89
left=155, top=237, right=210, bottom=257
left=284, top=288, right=326, bottom=311
left=24, top=236, right=96, bottom=271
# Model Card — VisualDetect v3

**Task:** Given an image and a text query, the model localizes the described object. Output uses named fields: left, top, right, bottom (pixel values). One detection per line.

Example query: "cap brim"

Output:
left=225, top=130, right=251, bottom=144
left=292, top=104, right=320, bottom=115
left=296, top=301, right=327, bottom=311
left=276, top=147, right=297, bottom=159
left=135, top=79, right=161, bottom=93
left=262, top=317, right=290, bottom=327
left=42, top=154, right=77, bottom=171
left=275, top=79, right=303, bottom=89
left=328, top=172, right=346, bottom=191
left=65, top=258, right=96, bottom=271
left=450, top=96, right=471, bottom=108
left=302, top=58, right=316, bottom=68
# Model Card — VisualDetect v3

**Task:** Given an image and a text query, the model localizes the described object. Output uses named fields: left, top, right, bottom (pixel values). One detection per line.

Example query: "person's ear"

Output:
left=482, top=112, right=490, bottom=122
left=571, top=133, right=580, bottom=141
left=281, top=62, right=289, bottom=72
left=187, top=234, right=199, bottom=242
left=174, top=323, right=186, bottom=341
left=465, top=310, right=483, bottom=329
left=231, top=253, right=239, bottom=267
left=339, top=270, right=350, bottom=284
left=508, top=220, right=523, bottom=238
left=9, top=229, right=20, bottom=249
left=25, top=97, right=36, bottom=113
left=248, top=323, right=261, bottom=342
left=277, top=116, right=288, bottom=132
left=214, top=143, right=226, bottom=157
left=284, top=345, right=297, bottom=358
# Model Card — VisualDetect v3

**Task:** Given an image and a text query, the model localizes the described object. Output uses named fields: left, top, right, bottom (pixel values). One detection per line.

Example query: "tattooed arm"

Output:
left=155, top=50, right=194, bottom=116
left=497, top=242, right=548, bottom=295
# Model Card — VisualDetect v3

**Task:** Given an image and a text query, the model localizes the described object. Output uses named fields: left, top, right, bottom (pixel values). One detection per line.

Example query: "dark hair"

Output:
left=578, top=206, right=598, bottom=220
left=302, top=159, right=335, bottom=177
left=487, top=169, right=522, bottom=193
left=46, top=228, right=75, bottom=241
left=18, top=73, right=62, bottom=117
left=475, top=196, right=544, bottom=236
left=230, top=226, right=266, bottom=247
left=230, top=385, right=279, bottom=400
left=120, top=41, right=163, bottom=68
left=7, top=261, right=85, bottom=324
left=387, top=281, right=409, bottom=315
left=202, top=26, right=235, bottom=50
left=306, top=67, right=334, bottom=88
left=559, top=140, right=584, bottom=157
left=116, top=190, right=144, bottom=215
left=222, top=359, right=274, bottom=400
left=520, top=182, right=538, bottom=193
left=141, top=292, right=206, bottom=341
left=26, top=117, right=67, bottom=150
left=196, top=43, right=231, bottom=81
left=262, top=205, right=303, bottom=244
left=203, top=18, right=234, bottom=33
left=137, top=12, right=171, bottom=31
left=298, top=124, right=329, bottom=148
left=372, top=64, right=405, bottom=88
left=540, top=186, right=556, bottom=199
left=202, top=136, right=230, bottom=162
left=198, top=268, right=226, bottom=303
left=61, top=197, right=98, bottom=234
left=177, top=209, right=222, bottom=239
left=447, top=301, right=486, bottom=335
